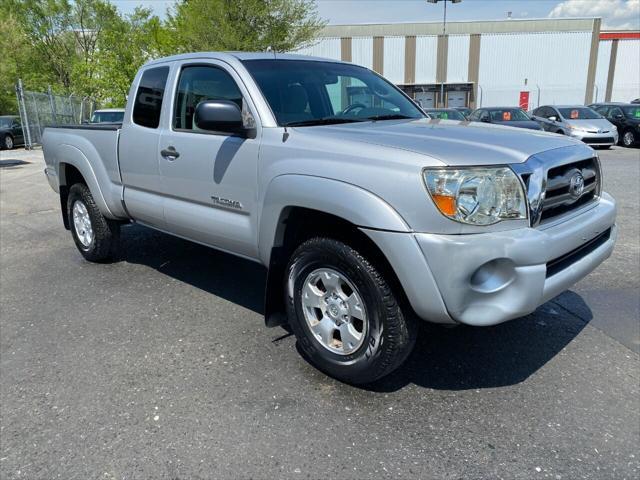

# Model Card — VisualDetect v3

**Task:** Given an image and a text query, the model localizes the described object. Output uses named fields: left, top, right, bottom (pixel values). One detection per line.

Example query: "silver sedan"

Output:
left=531, top=105, right=618, bottom=148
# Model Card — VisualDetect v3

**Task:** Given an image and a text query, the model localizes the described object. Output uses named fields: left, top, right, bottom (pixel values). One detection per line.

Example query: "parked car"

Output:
left=0, top=115, right=25, bottom=150
left=90, top=108, right=125, bottom=124
left=530, top=105, right=618, bottom=148
left=589, top=103, right=640, bottom=147
left=424, top=108, right=466, bottom=121
left=631, top=98, right=640, bottom=104
left=453, top=106, right=472, bottom=119
left=42, top=53, right=617, bottom=384
left=468, top=107, right=542, bottom=130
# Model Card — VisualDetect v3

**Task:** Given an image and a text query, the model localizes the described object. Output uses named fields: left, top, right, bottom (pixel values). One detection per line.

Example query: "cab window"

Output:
left=133, top=67, right=170, bottom=129
left=173, top=65, right=243, bottom=131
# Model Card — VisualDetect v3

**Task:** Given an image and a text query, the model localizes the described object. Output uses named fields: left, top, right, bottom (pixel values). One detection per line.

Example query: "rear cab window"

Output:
left=133, top=67, right=170, bottom=128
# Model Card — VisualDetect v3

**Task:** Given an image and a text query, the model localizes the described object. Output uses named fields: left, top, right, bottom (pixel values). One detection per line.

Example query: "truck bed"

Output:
left=42, top=124, right=127, bottom=219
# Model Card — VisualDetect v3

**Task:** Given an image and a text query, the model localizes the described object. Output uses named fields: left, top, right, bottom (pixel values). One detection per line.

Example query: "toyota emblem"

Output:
left=569, top=172, right=585, bottom=199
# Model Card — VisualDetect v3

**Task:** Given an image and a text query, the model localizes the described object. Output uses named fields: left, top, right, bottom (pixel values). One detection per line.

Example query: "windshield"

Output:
left=426, top=109, right=466, bottom=121
left=623, top=106, right=640, bottom=118
left=90, top=111, right=124, bottom=123
left=558, top=107, right=602, bottom=120
left=0, top=118, right=14, bottom=128
left=242, top=59, right=425, bottom=126
left=489, top=109, right=530, bottom=122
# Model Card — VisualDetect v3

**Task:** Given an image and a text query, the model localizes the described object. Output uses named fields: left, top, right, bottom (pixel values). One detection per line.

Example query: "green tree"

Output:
left=1, top=0, right=325, bottom=113
left=167, top=0, right=326, bottom=53
left=94, top=7, right=170, bottom=106
left=0, top=12, right=57, bottom=114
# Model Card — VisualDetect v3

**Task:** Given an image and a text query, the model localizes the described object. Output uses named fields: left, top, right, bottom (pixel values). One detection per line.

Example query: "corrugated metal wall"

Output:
left=352, top=37, right=374, bottom=69
left=447, top=34, right=470, bottom=83
left=594, top=40, right=612, bottom=103
left=478, top=31, right=592, bottom=107
left=611, top=39, right=640, bottom=101
left=383, top=37, right=405, bottom=83
left=295, top=37, right=342, bottom=60
left=291, top=28, right=639, bottom=108
left=415, top=35, right=438, bottom=84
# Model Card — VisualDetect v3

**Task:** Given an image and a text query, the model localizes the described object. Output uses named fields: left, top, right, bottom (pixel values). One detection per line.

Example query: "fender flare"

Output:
left=258, top=174, right=411, bottom=265
left=56, top=144, right=122, bottom=219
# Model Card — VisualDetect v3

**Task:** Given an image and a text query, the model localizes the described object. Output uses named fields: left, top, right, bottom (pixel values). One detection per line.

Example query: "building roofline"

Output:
left=320, top=18, right=599, bottom=37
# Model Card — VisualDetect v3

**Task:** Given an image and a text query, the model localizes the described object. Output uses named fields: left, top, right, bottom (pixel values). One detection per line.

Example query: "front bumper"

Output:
left=570, top=130, right=618, bottom=146
left=362, top=193, right=617, bottom=327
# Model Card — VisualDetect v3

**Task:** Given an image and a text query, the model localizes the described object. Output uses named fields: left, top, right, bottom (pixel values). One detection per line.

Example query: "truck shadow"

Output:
left=117, top=224, right=592, bottom=392
left=117, top=224, right=267, bottom=315
left=365, top=292, right=591, bottom=392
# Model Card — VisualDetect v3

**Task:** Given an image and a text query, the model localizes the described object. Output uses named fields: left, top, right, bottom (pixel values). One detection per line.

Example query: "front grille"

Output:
left=546, top=228, right=611, bottom=277
left=539, top=157, right=599, bottom=223
left=584, top=137, right=614, bottom=144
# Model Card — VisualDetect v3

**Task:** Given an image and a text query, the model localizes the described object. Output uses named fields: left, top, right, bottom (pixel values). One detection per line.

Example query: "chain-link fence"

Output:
left=15, top=80, right=98, bottom=149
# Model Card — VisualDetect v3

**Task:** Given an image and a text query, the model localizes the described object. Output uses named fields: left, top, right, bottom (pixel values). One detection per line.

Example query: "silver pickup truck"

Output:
left=43, top=52, right=617, bottom=384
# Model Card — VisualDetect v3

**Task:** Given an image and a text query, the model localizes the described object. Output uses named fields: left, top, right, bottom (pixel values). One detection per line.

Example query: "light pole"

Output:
left=426, top=0, right=462, bottom=106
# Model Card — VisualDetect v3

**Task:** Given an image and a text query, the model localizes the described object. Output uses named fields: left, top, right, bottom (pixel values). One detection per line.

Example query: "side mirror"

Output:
left=614, top=114, right=624, bottom=119
left=194, top=100, right=245, bottom=135
left=481, top=117, right=490, bottom=123
left=548, top=116, right=557, bottom=122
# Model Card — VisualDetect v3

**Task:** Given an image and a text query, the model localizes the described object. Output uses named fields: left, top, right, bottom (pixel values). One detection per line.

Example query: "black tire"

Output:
left=622, top=129, right=636, bottom=148
left=67, top=183, right=119, bottom=262
left=285, top=237, right=416, bottom=384
left=2, top=134, right=13, bottom=150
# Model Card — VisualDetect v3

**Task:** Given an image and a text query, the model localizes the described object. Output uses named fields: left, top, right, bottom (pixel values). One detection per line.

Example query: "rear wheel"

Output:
left=67, top=183, right=119, bottom=262
left=285, top=237, right=416, bottom=384
left=2, top=134, right=13, bottom=150
left=622, top=130, right=636, bottom=147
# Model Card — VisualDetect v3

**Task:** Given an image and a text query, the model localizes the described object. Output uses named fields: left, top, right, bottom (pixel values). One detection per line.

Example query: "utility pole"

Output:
left=426, top=0, right=462, bottom=106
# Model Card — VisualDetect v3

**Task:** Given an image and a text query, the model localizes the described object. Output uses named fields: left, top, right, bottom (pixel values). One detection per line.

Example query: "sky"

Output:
left=111, top=0, right=640, bottom=30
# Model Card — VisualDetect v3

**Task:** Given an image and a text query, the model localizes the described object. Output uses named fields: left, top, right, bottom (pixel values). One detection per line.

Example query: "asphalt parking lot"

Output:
left=1, top=146, right=639, bottom=479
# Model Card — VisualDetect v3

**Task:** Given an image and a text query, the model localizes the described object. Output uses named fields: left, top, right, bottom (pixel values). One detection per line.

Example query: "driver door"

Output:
left=158, top=61, right=261, bottom=259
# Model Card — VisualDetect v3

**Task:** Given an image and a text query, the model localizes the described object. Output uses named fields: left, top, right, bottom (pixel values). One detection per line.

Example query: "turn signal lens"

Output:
left=431, top=194, right=457, bottom=215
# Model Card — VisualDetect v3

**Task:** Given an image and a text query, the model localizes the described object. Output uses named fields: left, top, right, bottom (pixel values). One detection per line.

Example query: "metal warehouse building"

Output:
left=294, top=18, right=640, bottom=109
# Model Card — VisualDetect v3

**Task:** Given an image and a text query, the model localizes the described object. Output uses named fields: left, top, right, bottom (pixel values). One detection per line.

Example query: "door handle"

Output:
left=161, top=146, right=180, bottom=160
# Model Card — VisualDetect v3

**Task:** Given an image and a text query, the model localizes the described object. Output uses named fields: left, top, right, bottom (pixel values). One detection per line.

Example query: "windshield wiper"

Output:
left=365, top=114, right=416, bottom=121
left=283, top=117, right=365, bottom=127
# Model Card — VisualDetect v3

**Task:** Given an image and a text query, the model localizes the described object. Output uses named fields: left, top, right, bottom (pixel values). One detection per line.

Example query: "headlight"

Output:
left=423, top=167, right=527, bottom=225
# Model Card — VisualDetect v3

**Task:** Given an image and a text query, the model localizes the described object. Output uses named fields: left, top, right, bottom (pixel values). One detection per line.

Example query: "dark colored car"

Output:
left=425, top=108, right=467, bottom=121
left=589, top=103, right=640, bottom=147
left=453, top=106, right=472, bottom=119
left=468, top=107, right=542, bottom=131
left=0, top=115, right=25, bottom=150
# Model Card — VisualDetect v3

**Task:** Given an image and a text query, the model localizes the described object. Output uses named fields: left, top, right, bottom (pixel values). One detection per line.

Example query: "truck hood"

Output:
left=293, top=118, right=590, bottom=166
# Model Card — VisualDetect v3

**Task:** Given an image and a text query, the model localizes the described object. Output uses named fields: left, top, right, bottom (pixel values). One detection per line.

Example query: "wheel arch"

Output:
left=55, top=144, right=120, bottom=223
left=259, top=175, right=412, bottom=328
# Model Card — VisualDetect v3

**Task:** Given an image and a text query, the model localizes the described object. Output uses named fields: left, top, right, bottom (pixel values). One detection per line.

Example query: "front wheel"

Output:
left=622, top=130, right=636, bottom=147
left=2, top=134, right=13, bottom=150
left=67, top=183, right=119, bottom=262
left=285, top=237, right=416, bottom=384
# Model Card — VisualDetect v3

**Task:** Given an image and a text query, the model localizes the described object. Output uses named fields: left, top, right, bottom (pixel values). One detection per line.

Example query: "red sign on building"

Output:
left=519, top=91, right=530, bottom=111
